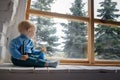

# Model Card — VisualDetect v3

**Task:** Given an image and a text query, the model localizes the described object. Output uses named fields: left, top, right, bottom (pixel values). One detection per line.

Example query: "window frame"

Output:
left=26, top=0, right=120, bottom=66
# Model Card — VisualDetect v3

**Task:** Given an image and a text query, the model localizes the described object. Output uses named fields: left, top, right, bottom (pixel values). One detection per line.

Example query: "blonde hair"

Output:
left=18, top=20, right=35, bottom=33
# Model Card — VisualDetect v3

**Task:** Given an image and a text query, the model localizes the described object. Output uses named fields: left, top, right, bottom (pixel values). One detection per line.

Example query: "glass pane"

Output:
left=30, top=0, right=88, bottom=17
left=94, top=23, right=120, bottom=60
left=29, top=15, right=88, bottom=59
left=94, top=0, right=120, bottom=22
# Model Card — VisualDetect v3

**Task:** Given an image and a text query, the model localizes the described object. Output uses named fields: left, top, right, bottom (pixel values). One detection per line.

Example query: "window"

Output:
left=94, top=0, right=120, bottom=22
left=94, top=24, right=120, bottom=61
left=30, top=15, right=88, bottom=60
left=30, top=0, right=88, bottom=17
left=26, top=0, right=120, bottom=66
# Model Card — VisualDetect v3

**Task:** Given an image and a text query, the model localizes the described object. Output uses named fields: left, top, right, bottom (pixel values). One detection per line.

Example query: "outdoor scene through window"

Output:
left=94, top=0, right=120, bottom=61
left=30, top=15, right=88, bottom=59
left=94, top=24, right=120, bottom=60
left=94, top=0, right=120, bottom=22
left=30, top=0, right=88, bottom=59
left=29, top=0, right=120, bottom=60
left=30, top=0, right=88, bottom=17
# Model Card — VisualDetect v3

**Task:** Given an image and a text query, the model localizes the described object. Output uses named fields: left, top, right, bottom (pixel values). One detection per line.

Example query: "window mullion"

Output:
left=88, top=0, right=94, bottom=64
left=26, top=0, right=31, bottom=20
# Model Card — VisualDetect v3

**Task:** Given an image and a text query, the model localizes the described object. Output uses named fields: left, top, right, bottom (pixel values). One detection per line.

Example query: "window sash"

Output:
left=26, top=0, right=120, bottom=66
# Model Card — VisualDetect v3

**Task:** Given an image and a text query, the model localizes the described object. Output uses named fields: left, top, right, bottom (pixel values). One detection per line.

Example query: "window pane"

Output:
left=94, top=23, right=120, bottom=60
left=30, top=0, right=88, bottom=17
left=94, top=0, right=120, bottom=22
left=29, top=15, right=88, bottom=59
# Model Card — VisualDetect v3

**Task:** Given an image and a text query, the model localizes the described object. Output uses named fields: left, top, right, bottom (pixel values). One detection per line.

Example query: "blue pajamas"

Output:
left=11, top=54, right=46, bottom=67
left=9, top=34, right=46, bottom=67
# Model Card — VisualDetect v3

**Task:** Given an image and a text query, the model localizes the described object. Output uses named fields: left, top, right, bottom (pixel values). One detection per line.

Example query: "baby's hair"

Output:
left=18, top=20, right=35, bottom=33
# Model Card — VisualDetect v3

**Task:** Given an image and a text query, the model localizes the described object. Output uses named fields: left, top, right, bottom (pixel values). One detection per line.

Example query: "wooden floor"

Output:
left=0, top=63, right=120, bottom=80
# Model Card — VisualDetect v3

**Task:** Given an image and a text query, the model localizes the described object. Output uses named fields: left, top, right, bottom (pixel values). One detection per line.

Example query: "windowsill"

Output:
left=0, top=63, right=120, bottom=73
left=0, top=63, right=120, bottom=80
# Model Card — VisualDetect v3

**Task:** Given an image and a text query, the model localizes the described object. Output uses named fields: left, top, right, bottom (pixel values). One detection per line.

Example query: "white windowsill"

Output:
left=0, top=63, right=120, bottom=73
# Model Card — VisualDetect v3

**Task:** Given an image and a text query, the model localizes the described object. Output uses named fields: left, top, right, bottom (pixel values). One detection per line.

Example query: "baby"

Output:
left=9, top=20, right=59, bottom=67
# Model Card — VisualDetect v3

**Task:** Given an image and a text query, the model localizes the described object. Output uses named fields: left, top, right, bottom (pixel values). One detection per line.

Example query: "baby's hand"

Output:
left=41, top=47, right=47, bottom=53
left=21, top=55, right=29, bottom=60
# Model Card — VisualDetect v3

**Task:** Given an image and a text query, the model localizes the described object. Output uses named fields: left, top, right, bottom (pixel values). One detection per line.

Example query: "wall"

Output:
left=0, top=0, right=27, bottom=63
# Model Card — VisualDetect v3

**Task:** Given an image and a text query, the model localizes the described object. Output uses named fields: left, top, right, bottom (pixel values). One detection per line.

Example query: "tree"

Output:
left=30, top=0, right=59, bottom=55
left=95, top=0, right=120, bottom=60
left=61, top=0, right=87, bottom=58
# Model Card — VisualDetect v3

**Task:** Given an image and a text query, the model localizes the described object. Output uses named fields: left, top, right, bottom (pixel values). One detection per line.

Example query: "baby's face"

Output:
left=27, top=27, right=36, bottom=38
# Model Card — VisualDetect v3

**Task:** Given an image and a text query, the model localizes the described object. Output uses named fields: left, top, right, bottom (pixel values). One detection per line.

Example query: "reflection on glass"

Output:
left=30, top=15, right=88, bottom=59
left=30, top=0, right=88, bottom=17
left=94, top=23, right=120, bottom=60
left=94, top=0, right=120, bottom=22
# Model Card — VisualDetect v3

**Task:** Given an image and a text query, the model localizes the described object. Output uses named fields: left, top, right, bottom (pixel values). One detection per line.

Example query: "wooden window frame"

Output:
left=26, top=0, right=120, bottom=66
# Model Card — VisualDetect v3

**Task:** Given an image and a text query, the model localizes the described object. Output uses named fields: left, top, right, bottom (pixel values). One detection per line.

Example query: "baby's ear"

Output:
left=27, top=28, right=31, bottom=32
